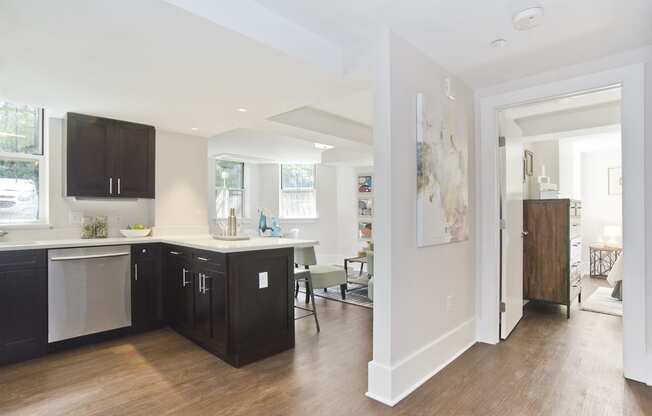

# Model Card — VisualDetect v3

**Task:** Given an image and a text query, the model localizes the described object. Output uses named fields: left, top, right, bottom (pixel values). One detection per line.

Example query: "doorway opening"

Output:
left=498, top=86, right=623, bottom=339
left=497, top=86, right=624, bottom=363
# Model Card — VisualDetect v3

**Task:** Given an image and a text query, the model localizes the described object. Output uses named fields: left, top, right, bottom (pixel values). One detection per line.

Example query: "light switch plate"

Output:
left=258, top=272, right=268, bottom=289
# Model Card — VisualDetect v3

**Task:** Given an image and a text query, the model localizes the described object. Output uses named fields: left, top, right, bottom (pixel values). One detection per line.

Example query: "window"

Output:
left=215, top=160, right=244, bottom=218
left=280, top=164, right=317, bottom=219
left=0, top=101, right=45, bottom=224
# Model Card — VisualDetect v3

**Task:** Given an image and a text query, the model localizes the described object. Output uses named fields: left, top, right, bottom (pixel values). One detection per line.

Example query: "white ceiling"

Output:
left=310, top=90, right=374, bottom=126
left=502, top=87, right=621, bottom=119
left=1, top=0, right=649, bottom=147
left=255, top=0, right=652, bottom=87
left=0, top=0, right=367, bottom=138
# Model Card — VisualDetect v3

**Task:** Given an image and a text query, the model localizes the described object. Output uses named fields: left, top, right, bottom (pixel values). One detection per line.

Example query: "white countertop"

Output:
left=0, top=235, right=318, bottom=253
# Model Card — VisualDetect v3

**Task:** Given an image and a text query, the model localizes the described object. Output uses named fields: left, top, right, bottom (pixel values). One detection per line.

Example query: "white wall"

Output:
left=368, top=31, right=475, bottom=406
left=580, top=150, right=622, bottom=273
left=154, top=130, right=209, bottom=235
left=249, top=163, right=364, bottom=264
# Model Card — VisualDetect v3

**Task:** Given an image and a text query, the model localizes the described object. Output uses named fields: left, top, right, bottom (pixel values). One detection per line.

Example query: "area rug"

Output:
left=298, top=282, right=373, bottom=309
left=581, top=287, right=623, bottom=316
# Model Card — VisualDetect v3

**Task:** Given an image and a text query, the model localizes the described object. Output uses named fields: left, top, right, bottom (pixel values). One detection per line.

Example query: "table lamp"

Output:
left=603, top=225, right=621, bottom=246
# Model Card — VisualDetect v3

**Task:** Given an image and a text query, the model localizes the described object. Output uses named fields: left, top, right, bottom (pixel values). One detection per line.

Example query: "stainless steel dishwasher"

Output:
left=48, top=245, right=132, bottom=343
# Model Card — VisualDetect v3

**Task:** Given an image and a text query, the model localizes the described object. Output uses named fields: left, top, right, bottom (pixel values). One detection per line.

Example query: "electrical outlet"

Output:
left=258, top=272, right=268, bottom=289
left=69, top=211, right=82, bottom=224
left=446, top=295, right=454, bottom=313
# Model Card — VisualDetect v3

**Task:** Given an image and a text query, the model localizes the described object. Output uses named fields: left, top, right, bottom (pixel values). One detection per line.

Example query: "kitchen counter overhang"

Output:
left=0, top=235, right=318, bottom=253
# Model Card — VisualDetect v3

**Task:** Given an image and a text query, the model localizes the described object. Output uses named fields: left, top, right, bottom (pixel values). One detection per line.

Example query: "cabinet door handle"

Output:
left=109, top=177, right=113, bottom=195
left=182, top=268, right=190, bottom=287
left=169, top=251, right=182, bottom=255
left=134, top=263, right=138, bottom=281
left=118, top=178, right=121, bottom=195
left=198, top=273, right=204, bottom=294
left=196, top=256, right=209, bottom=262
left=203, top=275, right=211, bottom=294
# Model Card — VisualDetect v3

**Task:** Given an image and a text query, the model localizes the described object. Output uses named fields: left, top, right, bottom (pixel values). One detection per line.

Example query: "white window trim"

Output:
left=278, top=164, right=318, bottom=220
left=0, top=109, right=49, bottom=228
left=215, top=159, right=246, bottom=219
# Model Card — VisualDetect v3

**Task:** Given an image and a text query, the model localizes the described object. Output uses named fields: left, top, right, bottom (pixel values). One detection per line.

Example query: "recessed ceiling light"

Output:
left=491, top=38, right=508, bottom=48
left=314, top=142, right=334, bottom=150
left=237, top=108, right=248, bottom=113
left=512, top=6, right=544, bottom=31
left=191, top=127, right=199, bottom=131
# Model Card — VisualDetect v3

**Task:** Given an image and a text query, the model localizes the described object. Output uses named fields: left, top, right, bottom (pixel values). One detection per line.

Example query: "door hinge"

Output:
left=499, top=219, right=506, bottom=230
left=500, top=302, right=506, bottom=313
left=498, top=136, right=506, bottom=147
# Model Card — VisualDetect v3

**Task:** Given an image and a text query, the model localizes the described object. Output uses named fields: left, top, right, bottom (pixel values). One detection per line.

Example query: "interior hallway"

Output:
left=1, top=292, right=651, bottom=416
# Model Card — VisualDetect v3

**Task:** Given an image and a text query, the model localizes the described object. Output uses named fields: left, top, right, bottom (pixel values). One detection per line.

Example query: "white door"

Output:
left=499, top=137, right=524, bottom=339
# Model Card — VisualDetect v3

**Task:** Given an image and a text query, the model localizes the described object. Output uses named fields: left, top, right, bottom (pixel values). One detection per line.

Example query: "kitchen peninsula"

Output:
left=0, top=236, right=317, bottom=368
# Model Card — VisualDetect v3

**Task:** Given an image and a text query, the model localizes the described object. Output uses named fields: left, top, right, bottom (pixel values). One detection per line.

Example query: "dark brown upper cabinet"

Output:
left=66, top=113, right=155, bottom=198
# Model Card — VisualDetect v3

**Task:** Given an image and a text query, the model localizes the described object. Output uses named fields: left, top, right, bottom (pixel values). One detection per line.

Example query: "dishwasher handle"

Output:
left=50, top=252, right=130, bottom=262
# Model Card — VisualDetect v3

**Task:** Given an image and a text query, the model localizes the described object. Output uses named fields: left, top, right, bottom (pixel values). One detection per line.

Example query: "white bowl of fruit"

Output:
left=120, top=224, right=151, bottom=238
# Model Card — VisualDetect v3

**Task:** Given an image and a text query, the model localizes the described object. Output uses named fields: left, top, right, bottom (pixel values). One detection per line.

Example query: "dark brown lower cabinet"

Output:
left=163, top=245, right=294, bottom=367
left=164, top=247, right=194, bottom=333
left=0, top=250, right=47, bottom=365
left=0, top=245, right=294, bottom=368
left=131, top=244, right=164, bottom=333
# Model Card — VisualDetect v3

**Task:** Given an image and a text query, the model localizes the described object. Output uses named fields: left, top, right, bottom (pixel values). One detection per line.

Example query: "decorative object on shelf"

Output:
left=81, top=216, right=95, bottom=239
left=258, top=209, right=273, bottom=236
left=270, top=217, right=283, bottom=237
left=358, top=222, right=372, bottom=239
left=358, top=175, right=372, bottom=193
left=81, top=215, right=109, bottom=239
left=214, top=208, right=250, bottom=240
left=590, top=243, right=622, bottom=278
left=94, top=216, right=108, bottom=238
left=227, top=208, right=237, bottom=236
left=608, top=167, right=622, bottom=195
left=358, top=198, right=373, bottom=217
left=416, top=91, right=469, bottom=247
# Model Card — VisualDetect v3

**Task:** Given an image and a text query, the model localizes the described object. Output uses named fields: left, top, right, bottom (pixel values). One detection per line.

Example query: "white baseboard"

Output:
left=367, top=318, right=476, bottom=407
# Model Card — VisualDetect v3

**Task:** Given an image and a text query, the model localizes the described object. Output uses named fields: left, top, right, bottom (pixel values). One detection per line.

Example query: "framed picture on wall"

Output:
left=358, top=175, right=373, bottom=193
left=608, top=167, right=622, bottom=195
left=358, top=198, right=373, bottom=217
left=358, top=222, right=372, bottom=239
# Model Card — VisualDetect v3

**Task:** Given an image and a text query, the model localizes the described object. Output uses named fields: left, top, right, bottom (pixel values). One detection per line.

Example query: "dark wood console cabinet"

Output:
left=523, top=199, right=582, bottom=318
left=66, top=112, right=155, bottom=198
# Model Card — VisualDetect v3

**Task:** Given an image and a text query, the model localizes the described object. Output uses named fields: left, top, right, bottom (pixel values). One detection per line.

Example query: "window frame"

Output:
left=0, top=105, right=48, bottom=227
left=279, top=163, right=318, bottom=220
left=215, top=159, right=246, bottom=219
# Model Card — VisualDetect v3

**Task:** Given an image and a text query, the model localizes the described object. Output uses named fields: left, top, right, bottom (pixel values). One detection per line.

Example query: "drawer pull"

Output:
left=196, top=256, right=209, bottom=262
left=169, top=251, right=183, bottom=255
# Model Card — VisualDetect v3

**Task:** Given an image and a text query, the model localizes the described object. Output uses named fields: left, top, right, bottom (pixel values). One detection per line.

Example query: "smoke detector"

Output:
left=512, top=6, right=544, bottom=31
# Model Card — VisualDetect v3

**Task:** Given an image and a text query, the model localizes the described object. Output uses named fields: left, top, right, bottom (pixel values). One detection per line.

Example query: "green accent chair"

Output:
left=294, top=246, right=348, bottom=303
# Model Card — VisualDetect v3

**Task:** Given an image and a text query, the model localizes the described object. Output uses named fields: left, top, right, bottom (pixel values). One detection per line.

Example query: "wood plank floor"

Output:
left=1, top=283, right=651, bottom=416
